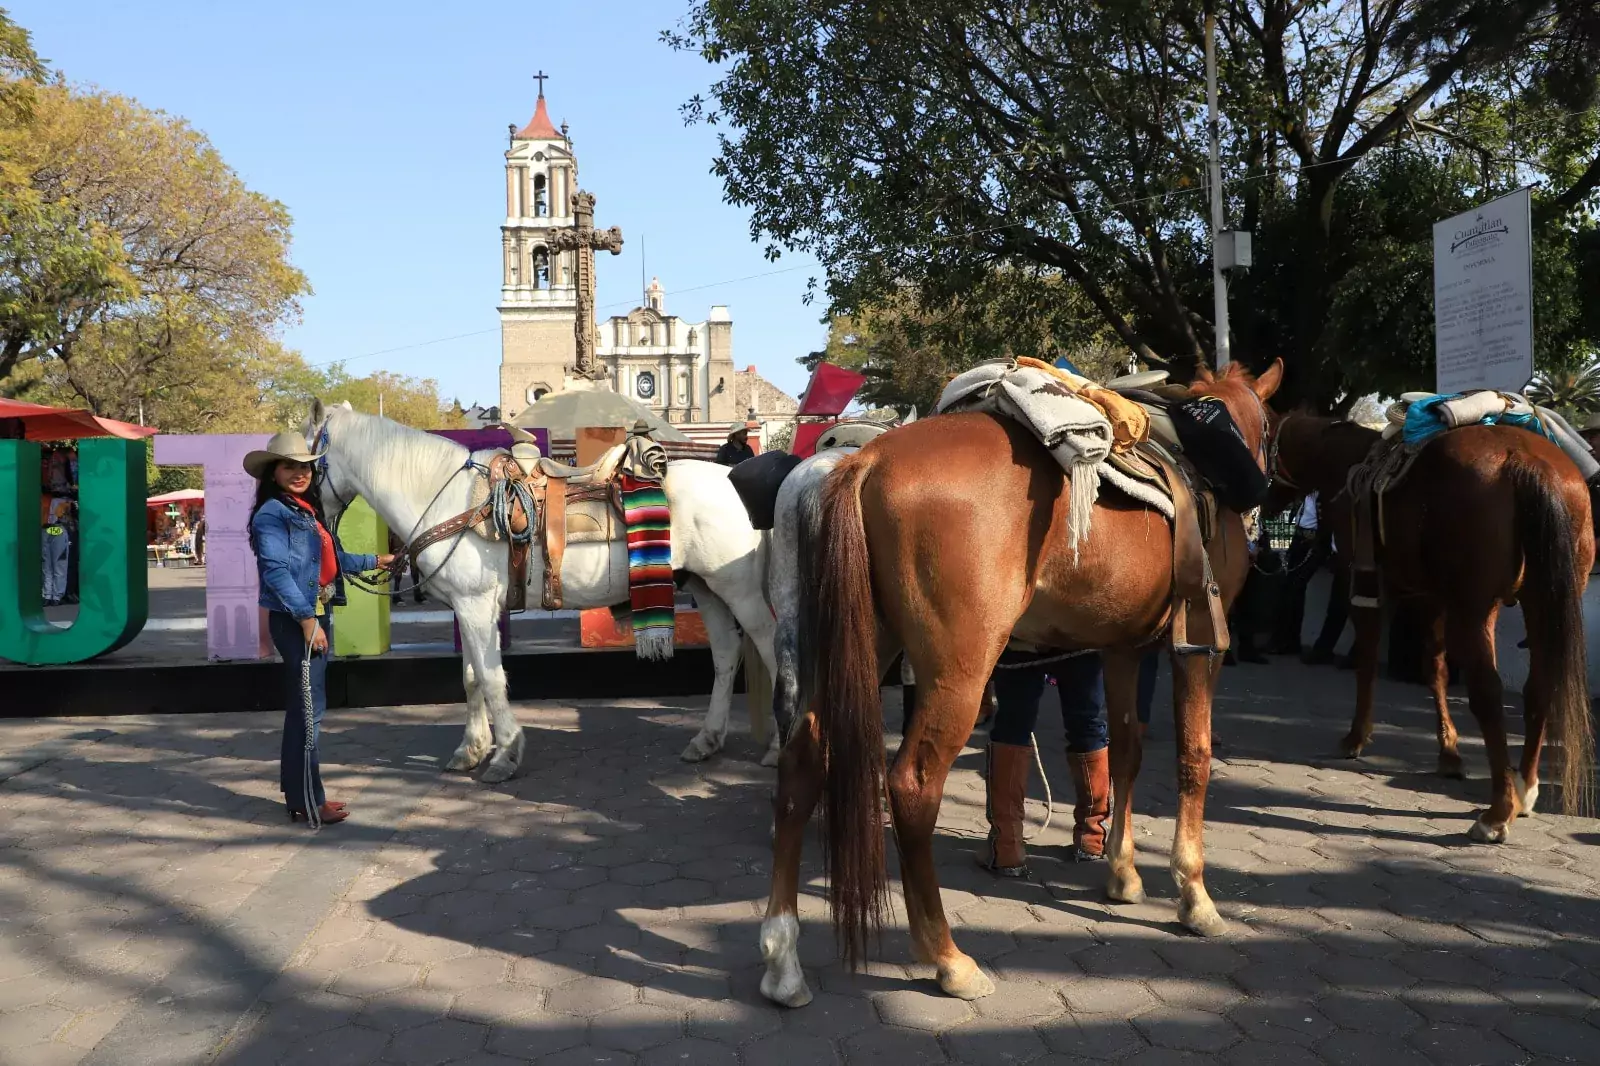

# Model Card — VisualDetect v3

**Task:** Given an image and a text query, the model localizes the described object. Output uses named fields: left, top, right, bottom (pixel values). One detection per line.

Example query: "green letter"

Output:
left=0, top=438, right=149, bottom=664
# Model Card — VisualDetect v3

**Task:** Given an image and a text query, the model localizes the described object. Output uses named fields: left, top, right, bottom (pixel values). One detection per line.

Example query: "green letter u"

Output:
left=0, top=438, right=148, bottom=665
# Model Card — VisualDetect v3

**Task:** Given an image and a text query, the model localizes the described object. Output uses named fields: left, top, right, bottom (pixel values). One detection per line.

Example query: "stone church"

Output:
left=496, top=87, right=794, bottom=435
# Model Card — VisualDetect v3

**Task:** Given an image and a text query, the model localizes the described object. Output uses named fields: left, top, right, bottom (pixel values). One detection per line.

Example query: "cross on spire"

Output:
left=533, top=70, right=549, bottom=97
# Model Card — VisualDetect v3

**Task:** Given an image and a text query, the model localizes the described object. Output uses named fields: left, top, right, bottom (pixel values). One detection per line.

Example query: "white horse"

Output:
left=304, top=401, right=781, bottom=780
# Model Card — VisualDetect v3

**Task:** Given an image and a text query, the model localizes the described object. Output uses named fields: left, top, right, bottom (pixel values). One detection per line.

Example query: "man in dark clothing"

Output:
left=715, top=426, right=755, bottom=466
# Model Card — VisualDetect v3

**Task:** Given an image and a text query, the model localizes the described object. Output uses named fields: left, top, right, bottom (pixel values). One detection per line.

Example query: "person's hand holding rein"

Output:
left=301, top=616, right=329, bottom=655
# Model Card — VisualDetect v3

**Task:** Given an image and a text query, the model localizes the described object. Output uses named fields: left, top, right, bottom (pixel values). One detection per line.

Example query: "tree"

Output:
left=311, top=366, right=467, bottom=430
left=1, top=84, right=308, bottom=424
left=668, top=1, right=1600, bottom=407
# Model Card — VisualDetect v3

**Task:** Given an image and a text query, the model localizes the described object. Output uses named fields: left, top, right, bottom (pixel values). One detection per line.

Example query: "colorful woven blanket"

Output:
left=620, top=473, right=674, bottom=660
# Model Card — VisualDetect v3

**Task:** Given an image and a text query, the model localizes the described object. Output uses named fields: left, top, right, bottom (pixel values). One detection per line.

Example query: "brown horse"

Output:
left=1271, top=414, right=1594, bottom=841
left=756, top=361, right=1282, bottom=1008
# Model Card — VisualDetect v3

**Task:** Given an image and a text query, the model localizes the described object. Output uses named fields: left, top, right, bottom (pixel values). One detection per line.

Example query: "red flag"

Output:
left=797, top=362, right=867, bottom=416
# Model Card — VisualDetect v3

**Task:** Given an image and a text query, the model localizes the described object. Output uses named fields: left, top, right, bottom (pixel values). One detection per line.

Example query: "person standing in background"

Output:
left=192, top=513, right=207, bottom=566
left=41, top=495, right=71, bottom=607
left=1269, top=492, right=1329, bottom=655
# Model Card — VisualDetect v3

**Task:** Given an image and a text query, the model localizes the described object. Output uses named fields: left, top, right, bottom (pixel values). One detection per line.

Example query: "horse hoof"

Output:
left=937, top=956, right=995, bottom=1000
left=759, top=968, right=812, bottom=1008
left=1516, top=776, right=1540, bottom=816
left=1437, top=756, right=1465, bottom=780
left=480, top=761, right=516, bottom=785
left=680, top=735, right=721, bottom=763
left=1105, top=873, right=1146, bottom=905
left=1180, top=901, right=1228, bottom=938
left=445, top=749, right=486, bottom=773
left=1337, top=735, right=1367, bottom=759
left=1468, top=816, right=1509, bottom=844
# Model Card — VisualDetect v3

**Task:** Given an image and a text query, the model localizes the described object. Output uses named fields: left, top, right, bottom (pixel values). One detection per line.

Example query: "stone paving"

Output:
left=0, top=659, right=1597, bottom=1065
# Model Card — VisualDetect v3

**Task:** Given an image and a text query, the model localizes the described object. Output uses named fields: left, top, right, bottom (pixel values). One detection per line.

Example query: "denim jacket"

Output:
left=251, top=498, right=377, bottom=621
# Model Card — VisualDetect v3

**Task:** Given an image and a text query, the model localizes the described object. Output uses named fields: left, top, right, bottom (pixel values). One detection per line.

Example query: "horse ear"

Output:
left=903, top=406, right=918, bottom=425
left=304, top=399, right=326, bottom=440
left=339, top=400, right=353, bottom=412
left=1252, top=358, right=1285, bottom=402
left=1194, top=362, right=1216, bottom=383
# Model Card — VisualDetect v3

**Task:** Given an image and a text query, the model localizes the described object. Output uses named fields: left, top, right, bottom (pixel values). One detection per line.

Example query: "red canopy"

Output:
left=796, top=362, right=867, bottom=416
left=790, top=421, right=831, bottom=458
left=0, top=398, right=157, bottom=441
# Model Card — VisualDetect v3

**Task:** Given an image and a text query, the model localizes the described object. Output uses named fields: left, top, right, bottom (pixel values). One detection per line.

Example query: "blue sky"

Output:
left=13, top=1, right=826, bottom=406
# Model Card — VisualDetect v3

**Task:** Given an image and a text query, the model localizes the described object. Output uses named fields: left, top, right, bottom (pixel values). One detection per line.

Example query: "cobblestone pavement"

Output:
left=1, top=659, right=1597, bottom=1065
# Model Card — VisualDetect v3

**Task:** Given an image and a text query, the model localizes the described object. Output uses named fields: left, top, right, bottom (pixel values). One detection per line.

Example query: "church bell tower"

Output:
left=498, top=77, right=580, bottom=421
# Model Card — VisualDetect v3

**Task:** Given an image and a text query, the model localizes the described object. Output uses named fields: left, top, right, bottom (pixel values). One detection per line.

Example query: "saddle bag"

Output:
left=1169, top=396, right=1268, bottom=513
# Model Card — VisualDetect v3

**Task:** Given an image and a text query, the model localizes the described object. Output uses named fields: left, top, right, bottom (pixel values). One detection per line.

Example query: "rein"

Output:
left=314, top=418, right=490, bottom=599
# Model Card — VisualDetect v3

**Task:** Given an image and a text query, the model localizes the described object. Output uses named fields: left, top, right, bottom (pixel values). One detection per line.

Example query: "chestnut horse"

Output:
left=1271, top=414, right=1594, bottom=841
left=757, top=361, right=1282, bottom=1008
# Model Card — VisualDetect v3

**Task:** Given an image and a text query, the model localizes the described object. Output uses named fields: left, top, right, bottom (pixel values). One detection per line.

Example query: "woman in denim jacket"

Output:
left=245, top=432, right=392, bottom=825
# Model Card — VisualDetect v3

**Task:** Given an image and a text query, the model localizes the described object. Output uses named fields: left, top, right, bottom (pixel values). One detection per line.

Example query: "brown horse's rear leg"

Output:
left=887, top=677, right=994, bottom=1001
left=1516, top=617, right=1552, bottom=816
left=1103, top=650, right=1146, bottom=907
left=760, top=712, right=825, bottom=1007
left=1424, top=610, right=1466, bottom=778
left=1339, top=604, right=1383, bottom=758
left=1168, top=651, right=1227, bottom=937
left=1449, top=610, right=1519, bottom=843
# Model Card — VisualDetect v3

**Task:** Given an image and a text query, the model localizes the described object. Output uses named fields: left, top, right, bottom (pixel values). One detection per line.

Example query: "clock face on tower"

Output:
left=636, top=371, right=656, bottom=400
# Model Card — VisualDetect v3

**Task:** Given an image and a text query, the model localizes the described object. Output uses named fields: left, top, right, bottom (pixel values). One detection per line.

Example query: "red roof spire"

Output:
left=516, top=72, right=561, bottom=140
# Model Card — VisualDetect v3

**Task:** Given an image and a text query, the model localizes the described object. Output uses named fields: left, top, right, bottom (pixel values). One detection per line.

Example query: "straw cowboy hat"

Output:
left=243, top=431, right=325, bottom=480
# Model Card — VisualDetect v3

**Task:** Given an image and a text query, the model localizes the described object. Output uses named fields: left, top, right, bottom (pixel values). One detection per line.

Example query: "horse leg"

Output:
left=446, top=654, right=492, bottom=772
left=712, top=577, right=783, bottom=766
left=1338, top=603, right=1383, bottom=758
left=1451, top=608, right=1518, bottom=842
left=888, top=671, right=994, bottom=1000
left=681, top=579, right=741, bottom=763
left=759, top=711, right=824, bottom=1008
left=1167, top=651, right=1227, bottom=937
left=1103, top=649, right=1146, bottom=906
left=1516, top=607, right=1552, bottom=815
left=461, top=597, right=522, bottom=784
left=1423, top=609, right=1465, bottom=778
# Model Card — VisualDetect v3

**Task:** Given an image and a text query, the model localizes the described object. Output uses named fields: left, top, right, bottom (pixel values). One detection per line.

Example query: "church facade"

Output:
left=497, top=89, right=757, bottom=430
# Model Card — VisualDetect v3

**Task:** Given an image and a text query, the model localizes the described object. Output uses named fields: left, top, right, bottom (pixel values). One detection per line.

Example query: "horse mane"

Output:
left=326, top=407, right=469, bottom=495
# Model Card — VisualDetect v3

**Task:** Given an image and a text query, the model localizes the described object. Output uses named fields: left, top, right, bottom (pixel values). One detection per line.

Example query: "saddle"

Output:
left=401, top=430, right=664, bottom=613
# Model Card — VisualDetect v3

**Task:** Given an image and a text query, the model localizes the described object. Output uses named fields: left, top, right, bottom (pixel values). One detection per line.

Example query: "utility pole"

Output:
left=1205, top=0, right=1230, bottom=368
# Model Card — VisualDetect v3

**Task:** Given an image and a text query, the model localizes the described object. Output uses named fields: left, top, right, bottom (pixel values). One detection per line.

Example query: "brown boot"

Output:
left=977, top=741, right=1032, bottom=877
left=1069, top=748, right=1110, bottom=861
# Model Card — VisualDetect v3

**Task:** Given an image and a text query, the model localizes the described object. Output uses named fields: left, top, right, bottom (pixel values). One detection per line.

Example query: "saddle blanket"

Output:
left=1389, top=391, right=1598, bottom=481
left=936, top=359, right=1174, bottom=556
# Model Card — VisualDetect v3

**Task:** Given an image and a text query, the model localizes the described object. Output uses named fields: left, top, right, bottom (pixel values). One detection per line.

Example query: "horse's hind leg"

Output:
left=1516, top=609, right=1553, bottom=815
left=760, top=711, right=824, bottom=1008
left=681, top=578, right=741, bottom=763
left=1166, top=651, right=1226, bottom=937
left=1423, top=609, right=1465, bottom=778
left=1450, top=608, right=1517, bottom=842
left=888, top=665, right=994, bottom=1000
left=1103, top=650, right=1147, bottom=907
left=447, top=658, right=492, bottom=772
left=1339, top=603, right=1383, bottom=758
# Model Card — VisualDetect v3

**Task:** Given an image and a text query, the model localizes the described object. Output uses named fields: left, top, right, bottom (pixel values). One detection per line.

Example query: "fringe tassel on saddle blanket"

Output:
left=936, top=357, right=1172, bottom=558
left=621, top=473, right=675, bottom=660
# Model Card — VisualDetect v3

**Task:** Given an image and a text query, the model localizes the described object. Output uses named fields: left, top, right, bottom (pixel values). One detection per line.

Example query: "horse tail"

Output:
left=1510, top=460, right=1595, bottom=817
left=797, top=452, right=888, bottom=969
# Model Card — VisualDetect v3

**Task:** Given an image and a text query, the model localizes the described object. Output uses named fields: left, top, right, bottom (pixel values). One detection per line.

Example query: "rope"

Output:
left=992, top=647, right=1098, bottom=670
left=300, top=637, right=320, bottom=830
left=1024, top=733, right=1053, bottom=840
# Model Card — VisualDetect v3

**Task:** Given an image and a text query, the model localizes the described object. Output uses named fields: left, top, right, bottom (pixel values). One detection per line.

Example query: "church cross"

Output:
left=549, top=190, right=624, bottom=380
left=533, top=70, right=549, bottom=96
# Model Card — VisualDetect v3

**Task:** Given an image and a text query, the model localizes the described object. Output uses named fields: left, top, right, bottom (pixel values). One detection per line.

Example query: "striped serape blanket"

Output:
left=620, top=473, right=674, bottom=660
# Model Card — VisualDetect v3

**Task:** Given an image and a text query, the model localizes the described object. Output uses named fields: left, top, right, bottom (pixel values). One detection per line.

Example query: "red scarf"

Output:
left=289, top=495, right=338, bottom=586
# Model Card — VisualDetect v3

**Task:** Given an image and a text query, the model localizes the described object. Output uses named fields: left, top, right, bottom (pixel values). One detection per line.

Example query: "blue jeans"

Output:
left=989, top=649, right=1161, bottom=753
left=268, top=611, right=330, bottom=811
left=41, top=527, right=69, bottom=604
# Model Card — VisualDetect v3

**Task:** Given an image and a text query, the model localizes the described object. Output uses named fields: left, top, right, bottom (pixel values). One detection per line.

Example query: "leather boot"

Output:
left=977, top=741, right=1032, bottom=877
left=1069, top=748, right=1111, bottom=861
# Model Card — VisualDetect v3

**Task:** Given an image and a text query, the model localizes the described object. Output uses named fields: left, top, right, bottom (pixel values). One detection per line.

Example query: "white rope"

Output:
left=300, top=638, right=321, bottom=830
left=1024, top=733, right=1054, bottom=841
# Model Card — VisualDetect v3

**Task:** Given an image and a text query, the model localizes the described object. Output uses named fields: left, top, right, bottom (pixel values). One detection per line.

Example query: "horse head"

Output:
left=302, top=399, right=357, bottom=524
left=1189, top=358, right=1283, bottom=475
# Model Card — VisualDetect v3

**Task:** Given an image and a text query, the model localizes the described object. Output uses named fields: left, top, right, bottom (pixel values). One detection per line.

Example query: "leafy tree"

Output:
left=668, top=0, right=1600, bottom=407
left=311, top=365, right=467, bottom=430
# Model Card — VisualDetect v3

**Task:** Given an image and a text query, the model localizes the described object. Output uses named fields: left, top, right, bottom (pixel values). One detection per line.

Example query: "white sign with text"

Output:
left=1433, top=188, right=1534, bottom=395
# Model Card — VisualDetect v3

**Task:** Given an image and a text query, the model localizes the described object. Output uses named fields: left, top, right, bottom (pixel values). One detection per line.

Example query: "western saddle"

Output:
left=397, top=425, right=658, bottom=613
